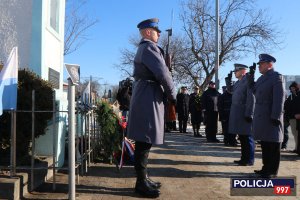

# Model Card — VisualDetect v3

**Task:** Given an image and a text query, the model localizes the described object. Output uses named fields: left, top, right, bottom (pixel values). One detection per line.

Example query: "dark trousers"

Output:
left=221, top=121, right=237, bottom=145
left=239, top=135, right=255, bottom=164
left=260, top=141, right=281, bottom=175
left=179, top=120, right=188, bottom=133
left=205, top=111, right=218, bottom=140
left=282, top=124, right=289, bottom=149
left=134, top=141, right=152, bottom=180
left=192, top=123, right=201, bottom=134
left=172, top=121, right=177, bottom=130
left=297, top=120, right=300, bottom=155
left=298, top=130, right=300, bottom=155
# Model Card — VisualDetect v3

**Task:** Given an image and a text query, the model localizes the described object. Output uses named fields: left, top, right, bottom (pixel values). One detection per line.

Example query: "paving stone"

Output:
left=24, top=125, right=300, bottom=200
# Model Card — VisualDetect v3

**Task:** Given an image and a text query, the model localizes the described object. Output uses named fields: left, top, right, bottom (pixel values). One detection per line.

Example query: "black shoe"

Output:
left=260, top=173, right=277, bottom=179
left=234, top=160, right=253, bottom=166
left=237, top=162, right=253, bottom=166
left=207, top=139, right=220, bottom=143
left=254, top=169, right=263, bottom=174
left=135, top=179, right=160, bottom=198
left=228, top=143, right=238, bottom=147
left=146, top=177, right=161, bottom=189
left=234, top=160, right=242, bottom=164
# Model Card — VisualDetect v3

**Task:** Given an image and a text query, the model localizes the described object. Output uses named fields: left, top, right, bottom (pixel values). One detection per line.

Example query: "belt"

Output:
left=137, top=79, right=158, bottom=83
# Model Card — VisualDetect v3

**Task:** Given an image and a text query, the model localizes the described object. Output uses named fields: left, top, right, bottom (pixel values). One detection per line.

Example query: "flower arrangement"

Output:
left=114, top=116, right=135, bottom=170
left=94, top=101, right=122, bottom=163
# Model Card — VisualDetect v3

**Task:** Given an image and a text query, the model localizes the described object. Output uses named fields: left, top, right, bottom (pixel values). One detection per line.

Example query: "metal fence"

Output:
left=0, top=89, right=100, bottom=195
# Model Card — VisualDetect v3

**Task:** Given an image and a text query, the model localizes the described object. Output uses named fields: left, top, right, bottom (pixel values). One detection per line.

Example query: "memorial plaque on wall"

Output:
left=49, top=68, right=60, bottom=89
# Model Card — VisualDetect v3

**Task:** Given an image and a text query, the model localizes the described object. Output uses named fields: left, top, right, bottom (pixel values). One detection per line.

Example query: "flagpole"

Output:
left=215, top=0, right=220, bottom=90
left=10, top=110, right=16, bottom=177
left=68, top=78, right=76, bottom=200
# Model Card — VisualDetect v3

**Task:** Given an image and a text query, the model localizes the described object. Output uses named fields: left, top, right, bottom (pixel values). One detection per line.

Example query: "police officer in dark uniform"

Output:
left=294, top=83, right=300, bottom=156
left=218, top=86, right=237, bottom=146
left=201, top=81, right=221, bottom=142
left=284, top=82, right=299, bottom=152
left=249, top=54, right=285, bottom=178
left=127, top=18, right=176, bottom=197
left=176, top=86, right=190, bottom=133
left=189, top=86, right=203, bottom=137
left=229, top=64, right=255, bottom=166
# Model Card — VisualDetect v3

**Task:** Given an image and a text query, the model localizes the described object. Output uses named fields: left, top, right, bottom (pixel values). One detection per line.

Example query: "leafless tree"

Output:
left=179, top=0, right=282, bottom=91
left=116, top=0, right=282, bottom=92
left=115, top=34, right=140, bottom=78
left=64, top=0, right=98, bottom=55
left=110, top=85, right=119, bottom=102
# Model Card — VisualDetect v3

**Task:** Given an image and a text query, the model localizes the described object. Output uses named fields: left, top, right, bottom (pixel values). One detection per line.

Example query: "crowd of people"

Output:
left=115, top=18, right=300, bottom=198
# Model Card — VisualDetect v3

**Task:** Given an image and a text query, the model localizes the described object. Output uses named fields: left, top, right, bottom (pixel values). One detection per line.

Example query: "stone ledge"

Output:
left=0, top=156, right=53, bottom=200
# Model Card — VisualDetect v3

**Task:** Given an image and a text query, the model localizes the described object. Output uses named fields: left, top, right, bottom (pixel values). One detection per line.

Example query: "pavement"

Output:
left=24, top=125, right=300, bottom=200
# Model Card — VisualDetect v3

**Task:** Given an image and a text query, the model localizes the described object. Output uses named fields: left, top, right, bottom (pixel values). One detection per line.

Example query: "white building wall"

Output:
left=0, top=0, right=32, bottom=68
left=0, top=0, right=67, bottom=167
left=41, top=0, right=65, bottom=89
left=34, top=0, right=66, bottom=167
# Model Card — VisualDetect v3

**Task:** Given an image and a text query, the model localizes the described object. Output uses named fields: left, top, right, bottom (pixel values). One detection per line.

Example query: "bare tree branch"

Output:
left=64, top=0, right=99, bottom=55
left=116, top=0, right=283, bottom=93
left=179, top=0, right=283, bottom=91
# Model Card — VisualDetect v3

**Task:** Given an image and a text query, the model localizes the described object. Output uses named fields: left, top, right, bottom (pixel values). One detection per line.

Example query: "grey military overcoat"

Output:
left=252, top=69, right=285, bottom=142
left=127, top=38, right=176, bottom=144
left=229, top=75, right=255, bottom=135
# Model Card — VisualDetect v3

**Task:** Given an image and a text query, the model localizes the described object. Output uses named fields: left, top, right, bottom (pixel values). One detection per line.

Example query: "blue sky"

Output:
left=64, top=0, right=300, bottom=89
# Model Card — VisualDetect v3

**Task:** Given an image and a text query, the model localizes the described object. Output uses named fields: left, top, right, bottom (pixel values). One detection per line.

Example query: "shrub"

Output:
left=94, top=101, right=122, bottom=163
left=0, top=69, right=53, bottom=165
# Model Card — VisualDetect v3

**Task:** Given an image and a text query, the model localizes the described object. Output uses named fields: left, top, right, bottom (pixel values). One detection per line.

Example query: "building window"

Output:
left=50, top=0, right=60, bottom=32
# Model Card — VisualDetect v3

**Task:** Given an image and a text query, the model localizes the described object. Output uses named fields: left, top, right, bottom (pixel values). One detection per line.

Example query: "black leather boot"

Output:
left=172, top=121, right=177, bottom=131
left=146, top=175, right=161, bottom=189
left=135, top=179, right=160, bottom=198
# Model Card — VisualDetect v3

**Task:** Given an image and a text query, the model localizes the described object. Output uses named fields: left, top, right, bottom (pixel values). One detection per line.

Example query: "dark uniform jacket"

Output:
left=127, top=38, right=176, bottom=144
left=284, top=91, right=299, bottom=120
left=189, top=93, right=203, bottom=124
left=201, top=87, right=220, bottom=112
left=218, top=90, right=232, bottom=122
left=251, top=69, right=285, bottom=142
left=295, top=93, right=300, bottom=131
left=176, top=93, right=190, bottom=120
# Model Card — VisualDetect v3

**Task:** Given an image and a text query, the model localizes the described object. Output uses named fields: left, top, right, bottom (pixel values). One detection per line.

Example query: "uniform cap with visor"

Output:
left=233, top=63, right=248, bottom=72
left=137, top=18, right=161, bottom=33
left=257, top=54, right=276, bottom=64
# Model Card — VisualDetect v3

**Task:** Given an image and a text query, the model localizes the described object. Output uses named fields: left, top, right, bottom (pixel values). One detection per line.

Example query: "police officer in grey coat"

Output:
left=249, top=54, right=285, bottom=178
left=127, top=18, right=176, bottom=198
left=229, top=64, right=255, bottom=166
